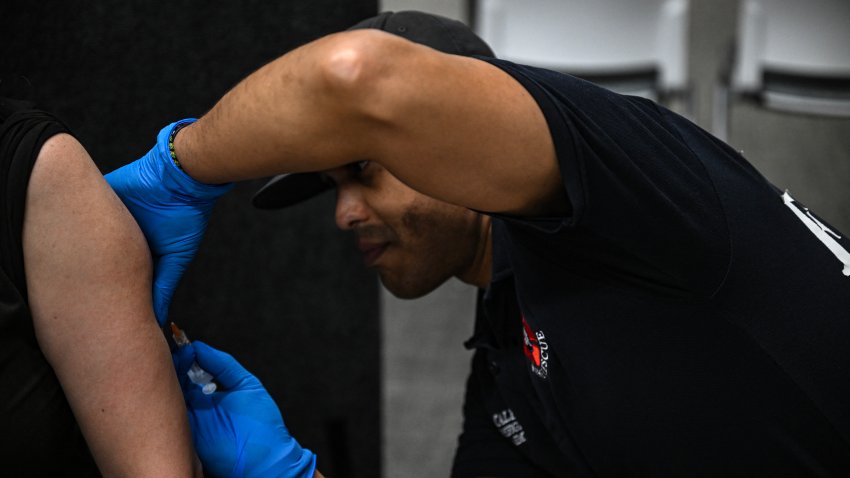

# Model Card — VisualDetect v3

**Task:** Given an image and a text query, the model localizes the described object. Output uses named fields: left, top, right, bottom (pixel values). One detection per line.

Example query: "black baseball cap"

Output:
left=251, top=10, right=494, bottom=210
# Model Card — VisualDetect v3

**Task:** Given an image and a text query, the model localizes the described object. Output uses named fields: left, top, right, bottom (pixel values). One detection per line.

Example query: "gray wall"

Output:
left=688, top=0, right=850, bottom=234
left=379, top=1, right=850, bottom=477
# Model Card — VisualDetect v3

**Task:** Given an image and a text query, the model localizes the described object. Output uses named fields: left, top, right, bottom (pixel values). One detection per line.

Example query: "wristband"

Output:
left=168, top=121, right=191, bottom=170
left=157, top=119, right=234, bottom=199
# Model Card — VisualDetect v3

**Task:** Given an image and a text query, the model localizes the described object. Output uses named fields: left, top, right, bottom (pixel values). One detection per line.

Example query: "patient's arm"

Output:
left=22, top=133, right=201, bottom=477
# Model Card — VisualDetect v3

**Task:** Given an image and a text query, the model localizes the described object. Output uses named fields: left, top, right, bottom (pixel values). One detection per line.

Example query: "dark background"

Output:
left=0, top=1, right=380, bottom=476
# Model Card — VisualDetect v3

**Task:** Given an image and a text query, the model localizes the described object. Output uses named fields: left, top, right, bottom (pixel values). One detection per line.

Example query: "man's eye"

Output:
left=319, top=173, right=334, bottom=186
left=349, top=160, right=370, bottom=176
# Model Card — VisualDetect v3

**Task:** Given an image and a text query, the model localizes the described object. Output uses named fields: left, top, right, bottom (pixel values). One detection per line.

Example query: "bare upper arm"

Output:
left=23, top=133, right=198, bottom=477
left=335, top=30, right=567, bottom=216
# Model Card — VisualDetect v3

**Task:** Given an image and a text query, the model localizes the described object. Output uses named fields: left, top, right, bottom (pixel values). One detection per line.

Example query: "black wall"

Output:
left=1, top=1, right=380, bottom=476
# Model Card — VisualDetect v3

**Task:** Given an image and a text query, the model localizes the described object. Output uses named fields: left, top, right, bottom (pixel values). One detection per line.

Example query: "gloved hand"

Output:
left=105, top=120, right=233, bottom=326
left=173, top=341, right=317, bottom=478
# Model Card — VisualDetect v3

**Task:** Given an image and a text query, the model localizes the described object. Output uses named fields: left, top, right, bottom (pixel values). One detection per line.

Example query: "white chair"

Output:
left=472, top=0, right=691, bottom=104
left=714, top=0, right=850, bottom=139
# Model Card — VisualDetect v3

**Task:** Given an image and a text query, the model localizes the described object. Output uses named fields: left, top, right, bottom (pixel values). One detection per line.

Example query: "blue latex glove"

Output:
left=173, top=341, right=317, bottom=478
left=105, top=120, right=233, bottom=326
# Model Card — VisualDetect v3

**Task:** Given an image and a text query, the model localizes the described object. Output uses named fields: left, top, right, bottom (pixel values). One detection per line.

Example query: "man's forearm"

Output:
left=174, top=31, right=371, bottom=184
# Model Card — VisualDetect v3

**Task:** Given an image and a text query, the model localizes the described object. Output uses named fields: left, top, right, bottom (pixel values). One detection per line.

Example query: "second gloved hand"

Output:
left=105, top=120, right=233, bottom=326
left=173, top=341, right=317, bottom=478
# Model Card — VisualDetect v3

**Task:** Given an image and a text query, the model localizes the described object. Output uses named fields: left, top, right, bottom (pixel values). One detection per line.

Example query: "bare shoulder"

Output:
left=28, top=133, right=108, bottom=204
left=25, top=132, right=145, bottom=275
left=32, top=133, right=91, bottom=177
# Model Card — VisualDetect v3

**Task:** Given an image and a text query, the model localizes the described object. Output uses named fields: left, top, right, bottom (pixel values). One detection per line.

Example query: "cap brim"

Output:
left=348, top=10, right=495, bottom=57
left=251, top=172, right=333, bottom=209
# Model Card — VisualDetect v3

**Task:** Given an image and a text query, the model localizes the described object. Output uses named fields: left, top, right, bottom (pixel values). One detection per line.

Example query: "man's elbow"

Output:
left=317, top=30, right=411, bottom=122
left=322, top=33, right=371, bottom=87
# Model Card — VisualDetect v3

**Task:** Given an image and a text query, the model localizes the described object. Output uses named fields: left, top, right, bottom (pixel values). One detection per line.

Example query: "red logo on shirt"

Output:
left=522, top=316, right=549, bottom=379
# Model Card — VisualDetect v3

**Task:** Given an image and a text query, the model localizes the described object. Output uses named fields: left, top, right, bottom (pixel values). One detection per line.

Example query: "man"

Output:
left=0, top=96, right=201, bottom=476
left=107, top=11, right=850, bottom=477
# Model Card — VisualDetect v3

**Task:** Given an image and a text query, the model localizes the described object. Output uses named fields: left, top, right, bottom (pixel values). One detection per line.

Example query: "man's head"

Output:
left=252, top=11, right=494, bottom=297
left=325, top=161, right=489, bottom=298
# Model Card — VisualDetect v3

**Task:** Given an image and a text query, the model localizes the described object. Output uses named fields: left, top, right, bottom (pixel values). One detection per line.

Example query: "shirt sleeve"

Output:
left=475, top=58, right=730, bottom=298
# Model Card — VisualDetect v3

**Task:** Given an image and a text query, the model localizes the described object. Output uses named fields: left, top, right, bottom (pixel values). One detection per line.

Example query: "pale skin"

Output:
left=23, top=134, right=202, bottom=477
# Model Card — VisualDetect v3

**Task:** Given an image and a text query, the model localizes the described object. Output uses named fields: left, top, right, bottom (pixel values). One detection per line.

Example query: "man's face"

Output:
left=324, top=162, right=484, bottom=299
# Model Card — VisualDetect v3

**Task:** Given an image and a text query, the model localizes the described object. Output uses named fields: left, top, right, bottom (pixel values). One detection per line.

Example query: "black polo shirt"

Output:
left=451, top=59, right=850, bottom=477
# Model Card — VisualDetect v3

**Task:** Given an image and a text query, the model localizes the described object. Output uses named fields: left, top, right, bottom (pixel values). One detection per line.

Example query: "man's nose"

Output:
left=334, top=185, right=368, bottom=230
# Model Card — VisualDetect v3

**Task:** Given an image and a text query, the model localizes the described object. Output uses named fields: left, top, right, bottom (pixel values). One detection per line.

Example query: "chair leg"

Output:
left=712, top=82, right=730, bottom=142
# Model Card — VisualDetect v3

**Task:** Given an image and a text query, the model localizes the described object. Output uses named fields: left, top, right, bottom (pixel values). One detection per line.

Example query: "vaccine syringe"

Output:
left=170, top=322, right=217, bottom=395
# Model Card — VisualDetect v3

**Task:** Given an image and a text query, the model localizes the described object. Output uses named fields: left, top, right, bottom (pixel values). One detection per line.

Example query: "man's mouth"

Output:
left=358, top=242, right=388, bottom=266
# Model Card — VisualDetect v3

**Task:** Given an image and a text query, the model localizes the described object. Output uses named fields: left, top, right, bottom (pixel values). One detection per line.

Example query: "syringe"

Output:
left=170, top=322, right=217, bottom=395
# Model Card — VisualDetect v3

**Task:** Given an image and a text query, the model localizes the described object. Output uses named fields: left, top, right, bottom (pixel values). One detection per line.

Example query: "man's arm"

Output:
left=177, top=29, right=565, bottom=216
left=23, top=133, right=201, bottom=477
